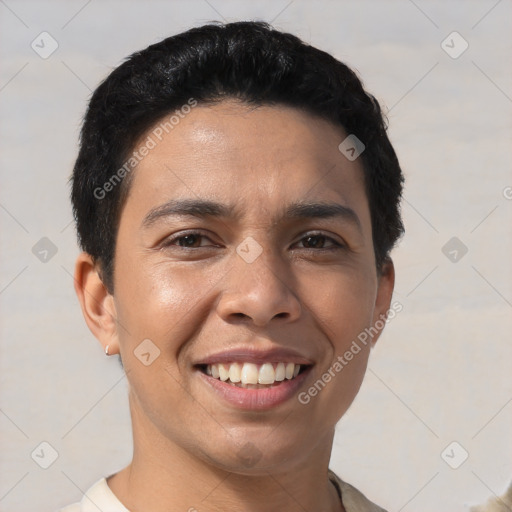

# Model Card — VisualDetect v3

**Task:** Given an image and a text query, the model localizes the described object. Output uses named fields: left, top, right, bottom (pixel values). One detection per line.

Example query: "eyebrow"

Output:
left=142, top=198, right=362, bottom=232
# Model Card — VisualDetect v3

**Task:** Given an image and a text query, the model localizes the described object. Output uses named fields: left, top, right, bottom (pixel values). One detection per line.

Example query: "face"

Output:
left=98, top=100, right=393, bottom=473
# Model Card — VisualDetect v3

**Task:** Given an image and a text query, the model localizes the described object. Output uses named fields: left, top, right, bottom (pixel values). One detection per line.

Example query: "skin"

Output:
left=74, top=100, right=394, bottom=512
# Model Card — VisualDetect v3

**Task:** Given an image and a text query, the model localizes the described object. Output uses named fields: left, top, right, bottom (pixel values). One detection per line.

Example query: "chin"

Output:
left=198, top=428, right=317, bottom=475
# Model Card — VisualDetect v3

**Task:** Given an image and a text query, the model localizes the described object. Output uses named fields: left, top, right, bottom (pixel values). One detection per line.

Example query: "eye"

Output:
left=162, top=231, right=217, bottom=249
left=294, top=233, right=344, bottom=250
left=160, top=231, right=344, bottom=251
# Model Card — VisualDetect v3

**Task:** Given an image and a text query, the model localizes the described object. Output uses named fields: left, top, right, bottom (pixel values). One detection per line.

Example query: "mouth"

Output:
left=195, top=360, right=313, bottom=410
left=197, top=361, right=310, bottom=389
left=193, top=346, right=314, bottom=409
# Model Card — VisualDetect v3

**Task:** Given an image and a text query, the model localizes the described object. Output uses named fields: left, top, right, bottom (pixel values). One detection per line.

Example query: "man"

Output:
left=63, top=21, right=404, bottom=512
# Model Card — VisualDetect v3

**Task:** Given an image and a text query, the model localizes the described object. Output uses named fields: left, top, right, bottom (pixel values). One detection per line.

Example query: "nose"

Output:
left=216, top=249, right=302, bottom=327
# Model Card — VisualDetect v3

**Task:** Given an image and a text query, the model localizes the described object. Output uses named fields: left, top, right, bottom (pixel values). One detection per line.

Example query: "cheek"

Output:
left=300, top=263, right=377, bottom=344
left=112, top=259, right=214, bottom=429
left=113, top=255, right=222, bottom=353
left=296, top=266, right=376, bottom=412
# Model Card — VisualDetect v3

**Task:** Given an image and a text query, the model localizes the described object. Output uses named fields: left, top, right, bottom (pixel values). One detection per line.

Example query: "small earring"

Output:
left=105, top=345, right=110, bottom=356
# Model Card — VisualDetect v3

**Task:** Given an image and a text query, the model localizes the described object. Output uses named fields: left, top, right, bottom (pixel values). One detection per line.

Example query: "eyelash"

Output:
left=161, top=230, right=345, bottom=251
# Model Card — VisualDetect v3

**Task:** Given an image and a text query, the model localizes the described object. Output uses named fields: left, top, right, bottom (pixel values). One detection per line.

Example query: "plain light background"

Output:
left=1, top=1, right=511, bottom=511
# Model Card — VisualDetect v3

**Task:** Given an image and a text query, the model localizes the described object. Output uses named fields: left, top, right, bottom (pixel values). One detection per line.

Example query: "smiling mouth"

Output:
left=198, top=362, right=310, bottom=389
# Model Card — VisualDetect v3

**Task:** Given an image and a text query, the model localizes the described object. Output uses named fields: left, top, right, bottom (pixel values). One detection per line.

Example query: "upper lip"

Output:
left=194, top=346, right=314, bottom=366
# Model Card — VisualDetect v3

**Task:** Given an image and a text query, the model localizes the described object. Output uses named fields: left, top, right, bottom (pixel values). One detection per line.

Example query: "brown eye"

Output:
left=176, top=234, right=203, bottom=247
left=297, top=234, right=342, bottom=250
left=162, top=231, right=217, bottom=249
left=302, top=235, right=326, bottom=248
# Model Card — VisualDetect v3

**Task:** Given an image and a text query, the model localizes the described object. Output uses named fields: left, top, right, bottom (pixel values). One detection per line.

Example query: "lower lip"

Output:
left=197, top=367, right=312, bottom=410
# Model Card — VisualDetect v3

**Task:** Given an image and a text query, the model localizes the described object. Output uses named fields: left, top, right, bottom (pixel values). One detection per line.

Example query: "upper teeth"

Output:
left=205, top=362, right=301, bottom=385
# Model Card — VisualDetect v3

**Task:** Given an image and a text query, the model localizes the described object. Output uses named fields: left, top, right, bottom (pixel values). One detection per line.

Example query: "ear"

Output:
left=73, top=252, right=119, bottom=355
left=370, top=258, right=396, bottom=347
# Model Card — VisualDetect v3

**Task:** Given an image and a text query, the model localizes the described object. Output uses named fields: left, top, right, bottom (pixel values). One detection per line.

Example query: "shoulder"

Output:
left=328, top=469, right=388, bottom=512
left=56, top=477, right=129, bottom=512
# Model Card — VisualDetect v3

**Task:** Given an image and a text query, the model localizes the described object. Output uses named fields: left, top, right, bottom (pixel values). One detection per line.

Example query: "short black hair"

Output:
left=71, top=20, right=404, bottom=292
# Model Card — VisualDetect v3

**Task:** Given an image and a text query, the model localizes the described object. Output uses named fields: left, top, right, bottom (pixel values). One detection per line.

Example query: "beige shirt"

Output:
left=58, top=470, right=387, bottom=512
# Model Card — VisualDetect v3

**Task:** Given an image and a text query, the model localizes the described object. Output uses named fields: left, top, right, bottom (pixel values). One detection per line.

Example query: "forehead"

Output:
left=124, top=100, right=369, bottom=222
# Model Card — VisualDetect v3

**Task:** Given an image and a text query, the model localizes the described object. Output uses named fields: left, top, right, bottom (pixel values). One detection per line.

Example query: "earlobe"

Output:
left=371, top=259, right=396, bottom=347
left=73, top=252, right=119, bottom=355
